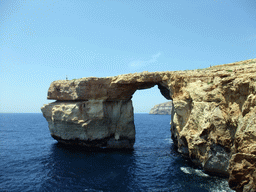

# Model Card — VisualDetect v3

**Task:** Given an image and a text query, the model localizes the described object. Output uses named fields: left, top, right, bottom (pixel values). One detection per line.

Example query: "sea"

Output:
left=0, top=113, right=234, bottom=192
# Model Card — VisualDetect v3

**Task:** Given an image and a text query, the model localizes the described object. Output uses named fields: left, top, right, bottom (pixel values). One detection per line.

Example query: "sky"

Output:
left=0, top=0, right=255, bottom=113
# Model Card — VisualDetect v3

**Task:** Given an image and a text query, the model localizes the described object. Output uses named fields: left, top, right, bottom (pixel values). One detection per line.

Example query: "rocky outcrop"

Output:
left=42, top=58, right=256, bottom=191
left=228, top=102, right=256, bottom=192
left=46, top=72, right=171, bottom=101
left=168, top=59, right=256, bottom=191
left=229, top=153, right=256, bottom=192
left=41, top=100, right=135, bottom=149
left=149, top=101, right=173, bottom=115
left=42, top=71, right=172, bottom=149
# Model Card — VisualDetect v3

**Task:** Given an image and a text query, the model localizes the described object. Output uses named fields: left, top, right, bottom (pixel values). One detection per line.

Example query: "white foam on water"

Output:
left=164, top=138, right=173, bottom=143
left=208, top=180, right=235, bottom=192
left=180, top=166, right=209, bottom=177
left=180, top=167, right=235, bottom=191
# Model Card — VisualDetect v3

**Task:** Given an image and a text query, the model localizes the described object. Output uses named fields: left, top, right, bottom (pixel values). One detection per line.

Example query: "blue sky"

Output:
left=0, top=0, right=255, bottom=113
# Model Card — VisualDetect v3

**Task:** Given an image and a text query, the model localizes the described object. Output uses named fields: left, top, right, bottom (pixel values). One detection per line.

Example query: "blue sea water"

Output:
left=0, top=113, right=234, bottom=192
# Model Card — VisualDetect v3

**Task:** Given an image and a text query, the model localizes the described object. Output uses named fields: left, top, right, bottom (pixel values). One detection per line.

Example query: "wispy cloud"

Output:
left=129, top=52, right=161, bottom=68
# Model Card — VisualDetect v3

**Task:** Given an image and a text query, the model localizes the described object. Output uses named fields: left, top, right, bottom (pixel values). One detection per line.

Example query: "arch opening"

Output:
left=131, top=85, right=174, bottom=149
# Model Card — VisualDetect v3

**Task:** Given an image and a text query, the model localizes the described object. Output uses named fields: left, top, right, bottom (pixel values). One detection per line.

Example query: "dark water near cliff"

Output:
left=0, top=113, right=234, bottom=192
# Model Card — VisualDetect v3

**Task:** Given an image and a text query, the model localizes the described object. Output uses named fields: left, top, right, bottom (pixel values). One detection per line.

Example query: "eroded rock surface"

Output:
left=149, top=101, right=173, bottom=115
left=229, top=153, right=256, bottom=192
left=42, top=58, right=256, bottom=191
left=47, top=72, right=171, bottom=101
left=41, top=100, right=135, bottom=149
left=168, top=59, right=256, bottom=191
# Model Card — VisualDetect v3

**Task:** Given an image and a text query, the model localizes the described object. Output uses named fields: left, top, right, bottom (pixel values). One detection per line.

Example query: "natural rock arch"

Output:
left=42, top=72, right=174, bottom=149
left=41, top=59, right=256, bottom=191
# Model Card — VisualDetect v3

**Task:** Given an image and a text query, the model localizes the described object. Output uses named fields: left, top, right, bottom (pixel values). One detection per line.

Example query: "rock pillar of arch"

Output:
left=41, top=72, right=172, bottom=149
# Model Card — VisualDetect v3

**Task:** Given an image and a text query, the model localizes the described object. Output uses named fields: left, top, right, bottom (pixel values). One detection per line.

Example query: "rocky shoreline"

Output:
left=149, top=101, right=173, bottom=115
left=42, top=58, right=256, bottom=191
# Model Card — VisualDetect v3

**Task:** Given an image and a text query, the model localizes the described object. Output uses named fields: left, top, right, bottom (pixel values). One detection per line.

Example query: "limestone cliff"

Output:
left=149, top=101, right=173, bottom=115
left=42, top=58, right=256, bottom=192
left=41, top=100, right=135, bottom=149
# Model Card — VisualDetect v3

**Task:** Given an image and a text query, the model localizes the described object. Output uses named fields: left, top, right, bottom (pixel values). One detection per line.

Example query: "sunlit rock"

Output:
left=41, top=100, right=135, bottom=149
left=42, top=58, right=256, bottom=191
left=149, top=101, right=173, bottom=115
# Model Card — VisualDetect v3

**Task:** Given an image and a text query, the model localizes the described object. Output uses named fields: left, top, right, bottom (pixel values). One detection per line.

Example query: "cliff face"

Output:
left=41, top=100, right=135, bottom=148
left=149, top=101, right=173, bottom=115
left=42, top=58, right=256, bottom=192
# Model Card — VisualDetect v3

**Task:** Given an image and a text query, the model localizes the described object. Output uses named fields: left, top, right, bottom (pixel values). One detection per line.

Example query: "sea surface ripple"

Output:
left=0, top=113, right=234, bottom=192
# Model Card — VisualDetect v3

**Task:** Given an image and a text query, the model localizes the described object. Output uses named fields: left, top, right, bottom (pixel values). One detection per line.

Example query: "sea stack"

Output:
left=42, top=59, right=256, bottom=192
